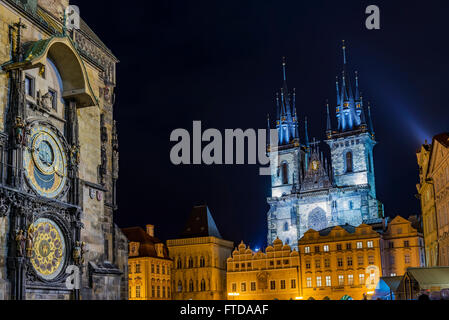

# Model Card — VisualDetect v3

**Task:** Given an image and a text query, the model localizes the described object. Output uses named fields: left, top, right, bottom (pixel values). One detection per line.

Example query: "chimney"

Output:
left=146, top=224, right=154, bottom=237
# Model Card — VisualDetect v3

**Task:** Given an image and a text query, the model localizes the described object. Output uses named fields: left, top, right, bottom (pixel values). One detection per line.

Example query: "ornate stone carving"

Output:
left=15, top=229, right=26, bottom=257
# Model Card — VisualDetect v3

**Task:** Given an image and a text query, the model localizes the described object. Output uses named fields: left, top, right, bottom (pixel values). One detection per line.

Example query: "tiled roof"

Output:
left=179, top=205, right=222, bottom=239
left=121, top=226, right=170, bottom=259
left=318, top=223, right=356, bottom=236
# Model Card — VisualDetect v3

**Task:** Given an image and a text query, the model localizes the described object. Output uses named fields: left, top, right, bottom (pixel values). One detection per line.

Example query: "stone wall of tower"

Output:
left=270, top=148, right=301, bottom=197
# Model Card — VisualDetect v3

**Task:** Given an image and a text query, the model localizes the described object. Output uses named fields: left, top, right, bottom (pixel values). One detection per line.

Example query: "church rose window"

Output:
left=307, top=207, right=328, bottom=231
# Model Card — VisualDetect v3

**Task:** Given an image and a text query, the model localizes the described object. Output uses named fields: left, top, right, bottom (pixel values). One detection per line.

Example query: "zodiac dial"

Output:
left=29, top=218, right=66, bottom=280
left=23, top=125, right=67, bottom=198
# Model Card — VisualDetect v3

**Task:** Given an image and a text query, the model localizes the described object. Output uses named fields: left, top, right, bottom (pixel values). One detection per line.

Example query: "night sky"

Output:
left=72, top=0, right=449, bottom=249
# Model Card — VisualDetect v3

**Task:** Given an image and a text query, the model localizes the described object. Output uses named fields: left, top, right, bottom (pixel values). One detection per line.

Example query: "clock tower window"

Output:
left=345, top=151, right=353, bottom=173
left=281, top=162, right=288, bottom=185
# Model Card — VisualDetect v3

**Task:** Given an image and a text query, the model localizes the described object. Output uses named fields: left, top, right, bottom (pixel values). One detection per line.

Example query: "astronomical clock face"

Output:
left=23, top=125, right=67, bottom=198
left=29, top=218, right=66, bottom=280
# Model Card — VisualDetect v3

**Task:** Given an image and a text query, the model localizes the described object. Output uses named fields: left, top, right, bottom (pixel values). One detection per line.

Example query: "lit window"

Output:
left=405, top=254, right=411, bottom=264
left=231, top=283, right=237, bottom=292
left=390, top=273, right=396, bottom=277
left=359, top=273, right=365, bottom=285
left=370, top=271, right=375, bottom=285
left=367, top=241, right=374, bottom=248
left=306, top=277, right=312, bottom=288
left=357, top=242, right=363, bottom=249
left=281, top=280, right=286, bottom=289
left=250, top=282, right=256, bottom=291
left=305, top=246, right=310, bottom=254
left=316, top=276, right=322, bottom=287
left=136, top=286, right=141, bottom=298
left=241, top=282, right=246, bottom=292
left=323, top=245, right=329, bottom=252
left=368, top=255, right=374, bottom=265
left=338, top=275, right=344, bottom=286
left=348, top=274, right=354, bottom=285
left=325, top=276, right=331, bottom=287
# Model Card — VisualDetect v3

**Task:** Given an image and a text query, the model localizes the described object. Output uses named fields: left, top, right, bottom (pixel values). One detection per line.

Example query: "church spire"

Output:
left=367, top=101, right=375, bottom=137
left=304, top=116, right=310, bottom=148
left=326, top=100, right=332, bottom=137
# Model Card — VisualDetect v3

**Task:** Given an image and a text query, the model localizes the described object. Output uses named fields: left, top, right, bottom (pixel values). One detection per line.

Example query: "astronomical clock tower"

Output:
left=0, top=0, right=128, bottom=299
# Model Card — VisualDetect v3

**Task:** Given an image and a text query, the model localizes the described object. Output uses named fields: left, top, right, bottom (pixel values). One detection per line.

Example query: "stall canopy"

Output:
left=406, top=267, right=449, bottom=290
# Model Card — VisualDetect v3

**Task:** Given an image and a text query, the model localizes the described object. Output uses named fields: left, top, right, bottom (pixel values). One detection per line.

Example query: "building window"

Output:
left=177, top=259, right=182, bottom=269
left=306, top=277, right=312, bottom=288
left=370, top=271, right=375, bottom=285
left=241, top=282, right=246, bottom=292
left=346, top=243, right=352, bottom=250
left=128, top=264, right=132, bottom=274
left=337, top=244, right=342, bottom=251
left=156, top=265, right=160, bottom=274
left=324, top=258, right=330, bottom=268
left=368, top=255, right=374, bottom=265
left=357, top=241, right=363, bottom=249
left=177, top=281, right=182, bottom=292
left=338, top=275, right=344, bottom=286
left=236, top=263, right=240, bottom=269
left=242, top=263, right=245, bottom=268
left=367, top=241, right=374, bottom=248
left=345, top=152, right=353, bottom=173
left=276, top=260, right=281, bottom=266
left=270, top=280, right=276, bottom=290
left=306, top=260, right=311, bottom=269
left=284, top=222, right=289, bottom=231
left=248, top=262, right=252, bottom=268
left=281, top=280, right=286, bottom=290
left=151, top=264, right=155, bottom=273
left=323, top=245, right=329, bottom=252
left=348, top=274, right=354, bottom=285
left=162, top=265, right=165, bottom=274
left=388, top=241, right=394, bottom=248
left=157, top=286, right=160, bottom=298
left=269, top=261, right=274, bottom=266
left=405, top=254, right=411, bottom=264
left=337, top=258, right=343, bottom=267
left=251, top=282, right=256, bottom=291
left=316, top=277, right=322, bottom=287
left=231, top=283, right=237, bottom=292
left=25, top=75, right=34, bottom=97
left=281, top=162, right=288, bottom=185
left=359, top=273, right=365, bottom=285
left=390, top=255, right=395, bottom=265
left=347, top=256, right=353, bottom=266
left=291, top=279, right=296, bottom=289
left=315, top=259, right=321, bottom=269
left=315, top=246, right=320, bottom=253
left=188, top=257, right=193, bottom=268
left=136, top=286, right=141, bottom=298
left=135, top=264, right=141, bottom=273
left=153, top=285, right=156, bottom=296
left=162, top=286, right=166, bottom=298
left=358, top=255, right=364, bottom=266
left=200, top=256, right=205, bottom=267
left=201, top=279, right=206, bottom=291
left=404, top=240, right=410, bottom=248
left=284, top=259, right=289, bottom=265
left=325, top=276, right=331, bottom=287
left=305, top=246, right=310, bottom=254
left=390, top=273, right=396, bottom=277
left=189, top=280, right=194, bottom=292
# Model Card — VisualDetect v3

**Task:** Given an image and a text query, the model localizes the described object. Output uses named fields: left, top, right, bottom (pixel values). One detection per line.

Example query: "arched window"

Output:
left=177, top=258, right=182, bottom=269
left=284, top=222, right=289, bottom=231
left=189, top=279, right=194, bottom=292
left=345, top=152, right=353, bottom=173
left=188, top=257, right=193, bottom=268
left=200, top=256, right=205, bottom=267
left=200, top=279, right=206, bottom=291
left=281, top=162, right=288, bottom=184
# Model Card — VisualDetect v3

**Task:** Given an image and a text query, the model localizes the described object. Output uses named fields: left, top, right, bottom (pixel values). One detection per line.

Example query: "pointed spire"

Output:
left=266, top=113, right=271, bottom=147
left=282, top=56, right=287, bottom=82
left=367, top=101, right=375, bottom=136
left=335, top=76, right=340, bottom=106
left=276, top=92, right=280, bottom=121
left=355, top=71, right=360, bottom=101
left=292, top=88, right=297, bottom=119
left=326, top=99, right=332, bottom=134
left=342, top=40, right=347, bottom=65
left=304, top=116, right=310, bottom=148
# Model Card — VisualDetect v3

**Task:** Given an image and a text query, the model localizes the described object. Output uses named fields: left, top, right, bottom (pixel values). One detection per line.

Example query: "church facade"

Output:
left=0, top=0, right=127, bottom=299
left=267, top=43, right=384, bottom=250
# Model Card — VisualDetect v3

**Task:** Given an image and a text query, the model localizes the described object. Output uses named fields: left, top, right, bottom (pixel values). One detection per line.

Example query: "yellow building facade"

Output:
left=381, top=216, right=425, bottom=276
left=122, top=225, right=173, bottom=300
left=417, top=142, right=439, bottom=266
left=417, top=133, right=449, bottom=266
left=298, top=224, right=382, bottom=300
left=226, top=239, right=301, bottom=300
left=167, top=205, right=233, bottom=300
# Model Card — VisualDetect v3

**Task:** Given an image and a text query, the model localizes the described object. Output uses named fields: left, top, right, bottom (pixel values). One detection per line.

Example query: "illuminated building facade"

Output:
left=122, top=225, right=173, bottom=300
left=267, top=43, right=384, bottom=250
left=298, top=223, right=382, bottom=300
left=226, top=239, right=301, bottom=300
left=0, top=0, right=127, bottom=299
left=381, top=215, right=425, bottom=276
left=417, top=133, right=449, bottom=266
left=167, top=205, right=233, bottom=300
